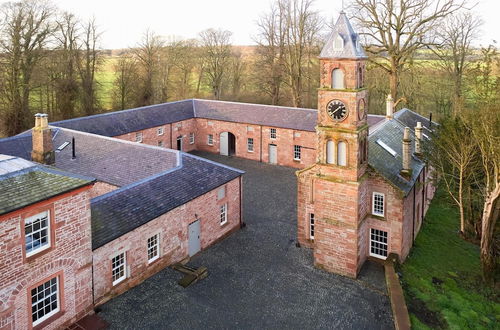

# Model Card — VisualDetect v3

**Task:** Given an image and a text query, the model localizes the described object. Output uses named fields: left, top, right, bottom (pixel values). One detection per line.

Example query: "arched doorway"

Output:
left=220, top=132, right=236, bottom=156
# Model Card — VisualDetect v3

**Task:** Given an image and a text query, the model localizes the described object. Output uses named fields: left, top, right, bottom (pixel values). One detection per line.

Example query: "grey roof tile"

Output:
left=51, top=100, right=194, bottom=137
left=320, top=12, right=367, bottom=59
left=90, top=153, right=243, bottom=250
left=368, top=119, right=425, bottom=195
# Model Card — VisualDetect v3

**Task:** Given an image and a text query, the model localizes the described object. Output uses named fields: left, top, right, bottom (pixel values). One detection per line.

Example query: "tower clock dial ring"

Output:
left=327, top=99, right=348, bottom=121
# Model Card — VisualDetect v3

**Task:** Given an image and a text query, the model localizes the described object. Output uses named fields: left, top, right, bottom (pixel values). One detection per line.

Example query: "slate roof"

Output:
left=320, top=11, right=367, bottom=59
left=193, top=99, right=318, bottom=131
left=91, top=153, right=243, bottom=250
left=368, top=119, right=425, bottom=195
left=0, top=156, right=94, bottom=215
left=51, top=99, right=194, bottom=137
left=52, top=129, right=178, bottom=187
left=394, top=108, right=437, bottom=133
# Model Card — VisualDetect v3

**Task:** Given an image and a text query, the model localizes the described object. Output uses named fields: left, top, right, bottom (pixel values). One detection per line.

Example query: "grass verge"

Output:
left=399, top=188, right=499, bottom=329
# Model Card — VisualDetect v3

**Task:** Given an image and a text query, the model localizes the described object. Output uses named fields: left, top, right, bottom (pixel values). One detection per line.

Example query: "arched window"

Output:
left=337, top=141, right=347, bottom=166
left=326, top=140, right=335, bottom=164
left=334, top=35, right=344, bottom=50
left=332, top=69, right=344, bottom=89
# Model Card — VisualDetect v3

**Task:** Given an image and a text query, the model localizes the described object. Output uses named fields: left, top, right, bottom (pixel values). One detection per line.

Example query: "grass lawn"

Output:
left=399, top=188, right=499, bottom=329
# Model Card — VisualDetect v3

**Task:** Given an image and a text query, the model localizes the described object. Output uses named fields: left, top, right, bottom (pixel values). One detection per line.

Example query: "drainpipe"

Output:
left=170, top=123, right=173, bottom=148
left=422, top=168, right=426, bottom=223
left=412, top=185, right=416, bottom=243
left=259, top=125, right=263, bottom=163
left=239, top=175, right=244, bottom=228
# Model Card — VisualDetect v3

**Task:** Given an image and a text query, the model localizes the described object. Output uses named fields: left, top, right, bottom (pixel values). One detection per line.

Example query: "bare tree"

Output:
left=174, top=39, right=197, bottom=99
left=0, top=0, right=53, bottom=135
left=255, top=2, right=286, bottom=105
left=432, top=11, right=482, bottom=114
left=112, top=54, right=138, bottom=110
left=199, top=28, right=232, bottom=100
left=157, top=38, right=183, bottom=102
left=78, top=18, right=101, bottom=115
left=230, top=50, right=246, bottom=99
left=53, top=12, right=79, bottom=119
left=133, top=30, right=164, bottom=106
left=279, top=0, right=321, bottom=107
left=350, top=0, right=466, bottom=103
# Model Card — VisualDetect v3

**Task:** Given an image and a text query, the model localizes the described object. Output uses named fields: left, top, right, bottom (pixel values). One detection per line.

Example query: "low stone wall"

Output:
left=384, top=254, right=411, bottom=330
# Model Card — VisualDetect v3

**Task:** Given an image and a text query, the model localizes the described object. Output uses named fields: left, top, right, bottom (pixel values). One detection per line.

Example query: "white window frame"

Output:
left=31, top=276, right=59, bottom=326
left=220, top=203, right=227, bottom=225
left=147, top=234, right=160, bottom=264
left=309, top=213, right=315, bottom=240
left=370, top=228, right=388, bottom=259
left=135, top=132, right=143, bottom=143
left=247, top=138, right=254, bottom=152
left=294, top=145, right=301, bottom=160
left=207, top=134, right=213, bottom=146
left=270, top=128, right=277, bottom=139
left=25, top=211, right=51, bottom=257
left=112, top=252, right=126, bottom=286
left=157, top=127, right=164, bottom=136
left=189, top=132, right=195, bottom=144
left=372, top=192, right=385, bottom=217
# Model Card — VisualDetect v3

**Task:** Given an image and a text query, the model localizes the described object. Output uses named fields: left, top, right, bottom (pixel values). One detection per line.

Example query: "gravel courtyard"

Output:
left=98, top=151, right=394, bottom=329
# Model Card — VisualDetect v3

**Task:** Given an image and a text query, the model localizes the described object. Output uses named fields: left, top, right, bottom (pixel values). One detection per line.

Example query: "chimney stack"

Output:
left=386, top=94, right=394, bottom=119
left=31, top=113, right=55, bottom=165
left=415, top=121, right=423, bottom=155
left=401, top=127, right=412, bottom=177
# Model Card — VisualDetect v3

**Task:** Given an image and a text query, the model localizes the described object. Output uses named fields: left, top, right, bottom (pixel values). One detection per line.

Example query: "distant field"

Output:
left=97, top=56, right=119, bottom=110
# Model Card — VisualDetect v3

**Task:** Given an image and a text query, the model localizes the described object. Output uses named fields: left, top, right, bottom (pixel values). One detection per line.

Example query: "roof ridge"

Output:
left=193, top=98, right=318, bottom=113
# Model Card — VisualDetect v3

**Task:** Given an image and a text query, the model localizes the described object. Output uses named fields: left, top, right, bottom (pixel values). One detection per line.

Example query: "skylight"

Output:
left=56, top=141, right=70, bottom=152
left=376, top=139, right=397, bottom=157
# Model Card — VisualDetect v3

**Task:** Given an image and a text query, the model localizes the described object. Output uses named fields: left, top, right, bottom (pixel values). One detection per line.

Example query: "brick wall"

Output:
left=92, top=177, right=241, bottom=305
left=0, top=187, right=93, bottom=330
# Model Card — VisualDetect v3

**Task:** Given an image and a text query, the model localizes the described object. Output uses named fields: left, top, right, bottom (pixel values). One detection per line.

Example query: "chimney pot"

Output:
left=402, top=127, right=412, bottom=177
left=415, top=121, right=423, bottom=155
left=386, top=94, right=394, bottom=119
left=31, top=113, right=54, bottom=165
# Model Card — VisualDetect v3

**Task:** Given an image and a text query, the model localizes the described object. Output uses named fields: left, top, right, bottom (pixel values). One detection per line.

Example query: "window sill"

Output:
left=112, top=277, right=126, bottom=287
left=220, top=221, right=228, bottom=228
left=371, top=214, right=385, bottom=220
left=148, top=256, right=160, bottom=265
left=247, top=150, right=254, bottom=153
left=293, top=159, right=301, bottom=162
left=25, top=244, right=53, bottom=263
left=33, top=310, right=65, bottom=330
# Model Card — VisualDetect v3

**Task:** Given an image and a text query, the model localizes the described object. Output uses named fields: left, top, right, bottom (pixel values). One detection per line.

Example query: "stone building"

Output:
left=0, top=115, right=243, bottom=329
left=0, top=11, right=437, bottom=329
left=296, top=12, right=436, bottom=277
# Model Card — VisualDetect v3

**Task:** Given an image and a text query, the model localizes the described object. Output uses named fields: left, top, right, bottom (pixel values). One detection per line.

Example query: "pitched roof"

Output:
left=52, top=128, right=178, bottom=187
left=91, top=153, right=243, bottom=250
left=0, top=156, right=94, bottom=215
left=51, top=99, right=194, bottom=137
left=193, top=99, right=318, bottom=131
left=368, top=119, right=425, bottom=195
left=319, top=11, right=367, bottom=59
left=394, top=108, right=437, bottom=133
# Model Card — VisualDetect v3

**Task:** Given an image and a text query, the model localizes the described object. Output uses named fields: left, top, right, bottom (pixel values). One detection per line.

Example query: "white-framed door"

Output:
left=269, top=144, right=277, bottom=164
left=188, top=220, right=201, bottom=257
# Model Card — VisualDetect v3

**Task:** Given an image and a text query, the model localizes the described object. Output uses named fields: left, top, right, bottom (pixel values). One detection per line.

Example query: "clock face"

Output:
left=327, top=100, right=348, bottom=121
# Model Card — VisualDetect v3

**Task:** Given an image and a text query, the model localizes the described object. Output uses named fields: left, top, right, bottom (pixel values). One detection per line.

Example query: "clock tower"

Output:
left=297, top=12, right=369, bottom=278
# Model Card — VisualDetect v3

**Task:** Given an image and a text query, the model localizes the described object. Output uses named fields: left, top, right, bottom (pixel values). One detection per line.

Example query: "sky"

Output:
left=38, top=0, right=500, bottom=49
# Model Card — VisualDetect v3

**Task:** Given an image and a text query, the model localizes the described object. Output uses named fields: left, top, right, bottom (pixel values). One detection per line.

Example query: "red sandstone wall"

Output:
left=92, top=178, right=241, bottom=305
left=88, top=181, right=119, bottom=199
left=0, top=188, right=94, bottom=330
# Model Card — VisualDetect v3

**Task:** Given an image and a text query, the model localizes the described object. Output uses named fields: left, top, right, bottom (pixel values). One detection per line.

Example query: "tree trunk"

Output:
left=480, top=183, right=500, bottom=284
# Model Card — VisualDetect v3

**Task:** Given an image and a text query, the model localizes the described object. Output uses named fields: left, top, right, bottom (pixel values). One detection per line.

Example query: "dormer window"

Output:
left=334, top=35, right=344, bottom=50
